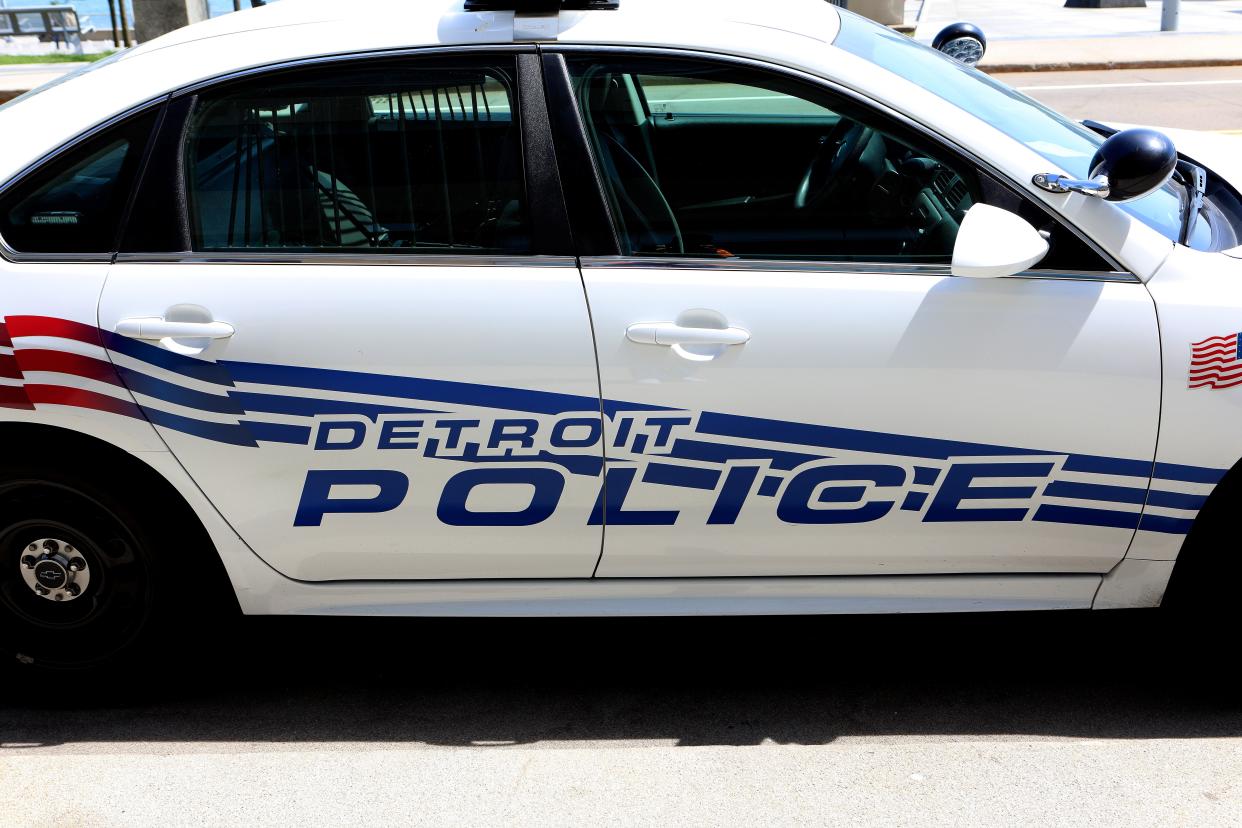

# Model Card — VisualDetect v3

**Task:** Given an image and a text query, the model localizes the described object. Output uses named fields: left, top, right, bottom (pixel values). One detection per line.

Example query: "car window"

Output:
left=184, top=58, right=529, bottom=254
left=566, top=56, right=978, bottom=263
left=0, top=108, right=158, bottom=255
left=641, top=77, right=829, bottom=118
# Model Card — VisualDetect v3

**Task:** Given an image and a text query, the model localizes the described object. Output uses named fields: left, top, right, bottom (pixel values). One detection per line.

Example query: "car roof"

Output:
left=135, top=0, right=842, bottom=57
left=0, top=0, right=841, bottom=182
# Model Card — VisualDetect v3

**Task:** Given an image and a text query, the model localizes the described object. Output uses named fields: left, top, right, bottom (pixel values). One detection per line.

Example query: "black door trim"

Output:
left=539, top=51, right=621, bottom=257
left=517, top=52, right=575, bottom=256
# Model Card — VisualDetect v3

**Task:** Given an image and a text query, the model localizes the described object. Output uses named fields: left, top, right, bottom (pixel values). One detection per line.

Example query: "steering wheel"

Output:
left=795, top=121, right=875, bottom=211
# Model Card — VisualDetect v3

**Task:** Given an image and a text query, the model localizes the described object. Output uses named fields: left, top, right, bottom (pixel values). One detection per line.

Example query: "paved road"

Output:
left=993, top=66, right=1242, bottom=133
left=2, top=613, right=1239, bottom=825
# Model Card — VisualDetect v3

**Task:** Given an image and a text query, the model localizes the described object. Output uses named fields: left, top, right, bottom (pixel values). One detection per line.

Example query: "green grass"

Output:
left=0, top=52, right=115, bottom=65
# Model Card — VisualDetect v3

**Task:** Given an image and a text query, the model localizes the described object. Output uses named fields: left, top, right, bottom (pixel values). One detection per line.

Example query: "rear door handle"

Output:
left=114, top=318, right=235, bottom=341
left=626, top=322, right=750, bottom=347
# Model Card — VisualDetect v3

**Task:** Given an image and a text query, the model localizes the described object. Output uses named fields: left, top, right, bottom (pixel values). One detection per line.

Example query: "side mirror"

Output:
left=934, top=22, right=987, bottom=67
left=1033, top=128, right=1177, bottom=203
left=952, top=204, right=1049, bottom=278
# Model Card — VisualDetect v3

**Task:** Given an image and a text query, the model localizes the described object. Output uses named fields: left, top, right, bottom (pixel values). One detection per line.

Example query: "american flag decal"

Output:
left=1189, top=333, right=1242, bottom=389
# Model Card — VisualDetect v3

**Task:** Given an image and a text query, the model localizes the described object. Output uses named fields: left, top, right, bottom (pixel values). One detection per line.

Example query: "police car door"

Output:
left=554, top=52, right=1163, bottom=578
left=96, top=53, right=606, bottom=581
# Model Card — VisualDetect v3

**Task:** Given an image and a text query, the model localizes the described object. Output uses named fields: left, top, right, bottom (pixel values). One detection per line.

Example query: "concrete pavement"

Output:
left=995, top=65, right=1242, bottom=131
left=2, top=614, right=1240, bottom=825
left=5, top=740, right=1241, bottom=826
left=980, top=33, right=1242, bottom=73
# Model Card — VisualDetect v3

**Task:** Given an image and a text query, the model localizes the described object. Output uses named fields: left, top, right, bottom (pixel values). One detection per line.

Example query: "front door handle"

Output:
left=114, top=317, right=235, bottom=341
left=626, top=322, right=750, bottom=347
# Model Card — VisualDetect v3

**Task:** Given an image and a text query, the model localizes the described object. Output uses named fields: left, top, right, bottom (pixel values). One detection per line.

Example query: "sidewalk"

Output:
left=912, top=0, right=1242, bottom=71
left=0, top=63, right=77, bottom=105
left=981, top=32, right=1242, bottom=72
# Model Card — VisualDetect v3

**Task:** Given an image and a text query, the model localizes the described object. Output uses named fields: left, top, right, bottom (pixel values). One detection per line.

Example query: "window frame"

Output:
left=115, top=46, right=575, bottom=265
left=546, top=47, right=1132, bottom=282
left=0, top=96, right=167, bottom=265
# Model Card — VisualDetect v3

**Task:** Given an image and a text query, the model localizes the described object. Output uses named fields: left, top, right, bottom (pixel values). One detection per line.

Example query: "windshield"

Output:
left=833, top=11, right=1210, bottom=250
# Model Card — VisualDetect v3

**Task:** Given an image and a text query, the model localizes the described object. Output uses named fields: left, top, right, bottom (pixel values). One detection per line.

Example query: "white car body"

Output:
left=2, top=0, right=1241, bottom=620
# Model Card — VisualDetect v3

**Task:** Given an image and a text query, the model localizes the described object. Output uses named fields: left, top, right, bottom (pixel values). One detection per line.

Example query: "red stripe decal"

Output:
left=1190, top=355, right=1236, bottom=367
left=1190, top=371, right=1242, bottom=385
left=0, top=322, right=11, bottom=348
left=1192, top=376, right=1242, bottom=390
left=1192, top=334, right=1235, bottom=347
left=1189, top=361, right=1242, bottom=374
left=0, top=353, right=21, bottom=380
left=4, top=315, right=104, bottom=346
left=0, top=385, right=34, bottom=410
left=12, top=349, right=122, bottom=387
left=23, top=384, right=143, bottom=419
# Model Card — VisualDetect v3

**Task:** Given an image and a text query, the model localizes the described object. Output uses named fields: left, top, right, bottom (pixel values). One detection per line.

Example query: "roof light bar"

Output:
left=462, top=1, right=619, bottom=11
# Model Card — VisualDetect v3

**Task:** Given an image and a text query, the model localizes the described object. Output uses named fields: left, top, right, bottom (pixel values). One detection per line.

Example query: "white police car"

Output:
left=3, top=0, right=1242, bottom=672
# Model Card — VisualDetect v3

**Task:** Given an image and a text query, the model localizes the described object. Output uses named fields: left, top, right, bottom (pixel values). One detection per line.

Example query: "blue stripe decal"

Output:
left=664, top=437, right=822, bottom=471
left=1146, top=489, right=1208, bottom=510
left=241, top=420, right=312, bottom=445
left=118, top=366, right=244, bottom=415
left=696, top=411, right=1046, bottom=461
left=103, top=332, right=235, bottom=386
left=1153, top=462, right=1226, bottom=485
left=141, top=407, right=258, bottom=447
left=642, top=461, right=721, bottom=491
left=82, top=350, right=1226, bottom=534
left=220, top=360, right=665, bottom=417
left=1138, top=513, right=1197, bottom=534
left=229, top=391, right=441, bottom=421
left=1045, top=480, right=1148, bottom=506
left=1046, top=480, right=1207, bottom=513
left=1061, top=454, right=1153, bottom=478
left=422, top=437, right=603, bottom=477
left=1032, top=504, right=1140, bottom=530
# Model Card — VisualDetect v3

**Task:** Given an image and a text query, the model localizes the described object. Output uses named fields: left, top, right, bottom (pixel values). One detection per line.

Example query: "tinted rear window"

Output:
left=0, top=109, right=157, bottom=255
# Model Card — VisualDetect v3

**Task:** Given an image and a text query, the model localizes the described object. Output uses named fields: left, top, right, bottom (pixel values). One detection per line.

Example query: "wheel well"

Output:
left=1161, top=456, right=1242, bottom=609
left=0, top=422, right=239, bottom=615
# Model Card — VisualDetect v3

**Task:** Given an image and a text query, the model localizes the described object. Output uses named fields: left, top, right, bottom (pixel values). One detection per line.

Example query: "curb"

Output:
left=982, top=57, right=1242, bottom=73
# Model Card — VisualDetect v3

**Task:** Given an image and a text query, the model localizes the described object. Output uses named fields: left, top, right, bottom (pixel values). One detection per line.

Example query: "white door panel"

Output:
left=99, top=261, right=605, bottom=581
left=584, top=264, right=1162, bottom=577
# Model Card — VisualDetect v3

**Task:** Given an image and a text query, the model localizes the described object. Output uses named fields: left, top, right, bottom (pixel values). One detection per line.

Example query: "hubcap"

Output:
left=18, top=537, right=90, bottom=603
